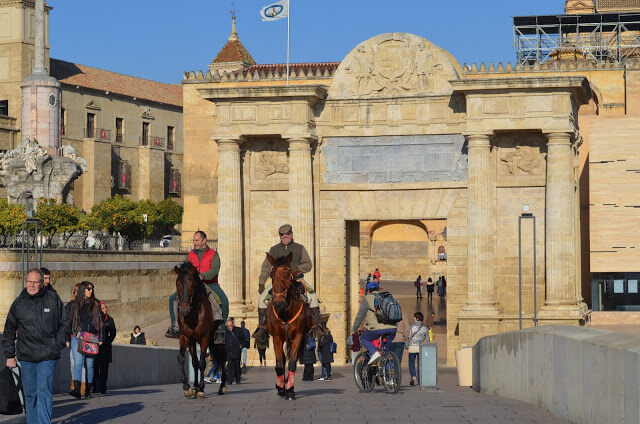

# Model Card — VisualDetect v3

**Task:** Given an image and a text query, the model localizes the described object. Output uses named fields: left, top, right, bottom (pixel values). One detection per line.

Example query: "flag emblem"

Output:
left=260, top=0, right=289, bottom=21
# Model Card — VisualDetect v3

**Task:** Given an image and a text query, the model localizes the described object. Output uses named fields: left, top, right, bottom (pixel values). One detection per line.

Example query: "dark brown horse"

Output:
left=266, top=252, right=311, bottom=400
left=174, top=262, right=227, bottom=398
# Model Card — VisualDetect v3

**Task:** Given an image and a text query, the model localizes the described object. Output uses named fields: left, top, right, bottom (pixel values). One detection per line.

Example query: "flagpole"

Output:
left=286, top=0, right=290, bottom=86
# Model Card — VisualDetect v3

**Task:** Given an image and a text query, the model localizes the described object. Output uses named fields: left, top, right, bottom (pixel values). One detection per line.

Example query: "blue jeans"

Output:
left=408, top=352, right=419, bottom=378
left=71, top=335, right=94, bottom=382
left=360, top=329, right=396, bottom=355
left=390, top=342, right=405, bottom=364
left=241, top=348, right=247, bottom=367
left=21, top=359, right=56, bottom=424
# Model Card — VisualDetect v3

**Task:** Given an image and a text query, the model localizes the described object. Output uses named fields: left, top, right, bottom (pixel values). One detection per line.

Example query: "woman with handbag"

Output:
left=68, top=281, right=103, bottom=399
left=405, top=312, right=430, bottom=386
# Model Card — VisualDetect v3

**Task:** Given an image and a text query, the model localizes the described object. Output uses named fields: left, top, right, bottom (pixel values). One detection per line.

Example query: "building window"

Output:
left=115, top=118, right=124, bottom=143
left=86, top=112, right=95, bottom=138
left=60, top=108, right=66, bottom=135
left=167, top=126, right=175, bottom=150
left=118, top=160, right=131, bottom=191
left=438, top=245, right=447, bottom=261
left=0, top=100, right=8, bottom=116
left=141, top=122, right=149, bottom=146
left=169, top=168, right=181, bottom=195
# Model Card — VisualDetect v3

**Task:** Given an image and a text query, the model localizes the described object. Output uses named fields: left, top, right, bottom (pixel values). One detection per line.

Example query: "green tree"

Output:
left=134, top=199, right=158, bottom=239
left=35, top=198, right=82, bottom=247
left=0, top=199, right=26, bottom=246
left=156, top=198, right=183, bottom=234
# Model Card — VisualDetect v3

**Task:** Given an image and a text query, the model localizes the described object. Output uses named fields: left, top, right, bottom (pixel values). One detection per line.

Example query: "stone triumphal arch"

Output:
left=187, top=33, right=590, bottom=364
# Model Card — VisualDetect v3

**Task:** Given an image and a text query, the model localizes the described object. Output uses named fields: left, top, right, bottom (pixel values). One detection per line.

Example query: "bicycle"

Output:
left=353, top=335, right=401, bottom=394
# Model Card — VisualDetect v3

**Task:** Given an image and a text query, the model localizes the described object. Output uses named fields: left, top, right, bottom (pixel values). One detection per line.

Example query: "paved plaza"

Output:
left=0, top=366, right=565, bottom=424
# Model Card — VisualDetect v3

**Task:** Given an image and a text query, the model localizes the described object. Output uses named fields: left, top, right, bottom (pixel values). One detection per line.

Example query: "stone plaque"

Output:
left=323, top=135, right=467, bottom=184
left=248, top=140, right=289, bottom=184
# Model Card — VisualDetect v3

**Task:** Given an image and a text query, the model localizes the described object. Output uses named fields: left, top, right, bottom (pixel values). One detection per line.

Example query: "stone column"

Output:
left=286, top=135, right=315, bottom=287
left=541, top=132, right=585, bottom=317
left=33, top=0, right=47, bottom=75
left=462, top=133, right=499, bottom=314
left=214, top=137, right=244, bottom=307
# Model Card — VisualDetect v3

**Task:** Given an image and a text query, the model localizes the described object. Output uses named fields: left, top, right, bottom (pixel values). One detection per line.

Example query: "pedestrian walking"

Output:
left=41, top=267, right=55, bottom=293
left=301, top=334, right=317, bottom=381
left=373, top=268, right=381, bottom=283
left=414, top=275, right=423, bottom=299
left=426, top=277, right=435, bottom=302
left=391, top=311, right=410, bottom=364
left=240, top=321, right=250, bottom=371
left=93, top=302, right=116, bottom=394
left=65, top=283, right=81, bottom=392
left=406, top=312, right=430, bottom=386
left=254, top=332, right=269, bottom=366
left=68, top=281, right=103, bottom=399
left=365, top=273, right=372, bottom=284
left=129, top=325, right=146, bottom=345
left=437, top=276, right=444, bottom=300
left=224, top=318, right=246, bottom=384
left=2, top=268, right=69, bottom=424
left=317, top=325, right=334, bottom=381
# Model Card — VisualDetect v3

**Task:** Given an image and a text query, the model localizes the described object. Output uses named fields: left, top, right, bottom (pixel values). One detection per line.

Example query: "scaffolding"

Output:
left=514, top=12, right=640, bottom=65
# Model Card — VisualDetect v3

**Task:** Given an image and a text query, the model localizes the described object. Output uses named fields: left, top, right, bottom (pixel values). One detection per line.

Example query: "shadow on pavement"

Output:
left=53, top=402, right=143, bottom=423
left=293, top=388, right=346, bottom=398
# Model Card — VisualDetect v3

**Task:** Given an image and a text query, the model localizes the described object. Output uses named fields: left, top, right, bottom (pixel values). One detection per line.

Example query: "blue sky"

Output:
left=49, top=0, right=565, bottom=84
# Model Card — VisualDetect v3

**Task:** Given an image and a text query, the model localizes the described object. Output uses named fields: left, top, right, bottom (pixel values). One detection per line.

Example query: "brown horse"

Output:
left=266, top=252, right=311, bottom=400
left=174, top=262, right=227, bottom=398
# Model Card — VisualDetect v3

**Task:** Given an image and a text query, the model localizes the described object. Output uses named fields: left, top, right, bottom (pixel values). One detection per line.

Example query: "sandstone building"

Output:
left=182, top=13, right=599, bottom=365
left=0, top=0, right=183, bottom=212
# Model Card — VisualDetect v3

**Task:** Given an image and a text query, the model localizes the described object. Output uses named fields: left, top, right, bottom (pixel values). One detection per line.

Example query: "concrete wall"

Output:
left=0, top=249, right=185, bottom=332
left=473, top=325, right=640, bottom=424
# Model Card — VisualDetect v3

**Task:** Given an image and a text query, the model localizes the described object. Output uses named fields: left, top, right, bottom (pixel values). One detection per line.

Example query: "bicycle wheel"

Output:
left=382, top=351, right=401, bottom=394
left=353, top=351, right=375, bottom=392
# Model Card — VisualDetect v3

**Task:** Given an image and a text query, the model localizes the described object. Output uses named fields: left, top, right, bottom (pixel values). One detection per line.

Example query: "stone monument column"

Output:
left=462, top=133, right=499, bottom=314
left=540, top=132, right=585, bottom=318
left=286, top=135, right=316, bottom=287
left=21, top=0, right=61, bottom=155
left=214, top=136, right=244, bottom=309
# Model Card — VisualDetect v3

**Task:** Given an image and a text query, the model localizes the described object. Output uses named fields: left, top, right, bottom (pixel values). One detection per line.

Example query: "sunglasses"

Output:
left=85, top=287, right=94, bottom=291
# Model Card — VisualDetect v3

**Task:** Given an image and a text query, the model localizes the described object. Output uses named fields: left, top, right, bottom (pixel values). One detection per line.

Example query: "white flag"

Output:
left=260, top=0, right=289, bottom=21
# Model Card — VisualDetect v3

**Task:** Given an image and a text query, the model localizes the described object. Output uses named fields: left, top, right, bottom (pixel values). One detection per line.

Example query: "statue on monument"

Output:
left=0, top=139, right=86, bottom=208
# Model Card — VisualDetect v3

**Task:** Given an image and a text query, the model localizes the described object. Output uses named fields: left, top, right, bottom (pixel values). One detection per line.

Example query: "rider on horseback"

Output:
left=253, top=224, right=324, bottom=340
left=166, top=231, right=228, bottom=338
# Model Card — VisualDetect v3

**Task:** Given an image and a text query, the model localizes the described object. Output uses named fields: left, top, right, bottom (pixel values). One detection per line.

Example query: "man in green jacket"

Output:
left=165, top=231, right=227, bottom=338
left=253, top=224, right=323, bottom=340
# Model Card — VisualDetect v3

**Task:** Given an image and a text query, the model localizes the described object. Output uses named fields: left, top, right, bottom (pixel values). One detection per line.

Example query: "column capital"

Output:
left=463, top=132, right=492, bottom=148
left=284, top=134, right=318, bottom=143
left=543, top=131, right=573, bottom=145
left=212, top=135, right=244, bottom=149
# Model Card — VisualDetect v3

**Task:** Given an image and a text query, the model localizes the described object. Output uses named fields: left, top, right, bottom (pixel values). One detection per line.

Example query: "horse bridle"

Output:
left=178, top=274, right=193, bottom=316
left=271, top=266, right=295, bottom=300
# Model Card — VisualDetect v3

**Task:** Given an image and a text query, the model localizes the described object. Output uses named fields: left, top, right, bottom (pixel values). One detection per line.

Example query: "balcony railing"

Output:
left=140, top=135, right=164, bottom=148
left=84, top=128, right=111, bottom=141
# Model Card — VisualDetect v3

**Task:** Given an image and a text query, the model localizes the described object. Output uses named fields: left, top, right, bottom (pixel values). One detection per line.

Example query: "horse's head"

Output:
left=266, top=252, right=294, bottom=314
left=174, top=262, right=200, bottom=316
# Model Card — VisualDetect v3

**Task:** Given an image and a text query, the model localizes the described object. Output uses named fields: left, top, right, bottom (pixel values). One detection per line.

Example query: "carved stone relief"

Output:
left=248, top=141, right=289, bottom=184
left=498, top=135, right=546, bottom=177
left=328, top=33, right=461, bottom=100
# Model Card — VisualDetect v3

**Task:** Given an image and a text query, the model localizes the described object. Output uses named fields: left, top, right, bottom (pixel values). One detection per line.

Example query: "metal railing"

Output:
left=84, top=128, right=111, bottom=140
left=140, top=135, right=165, bottom=148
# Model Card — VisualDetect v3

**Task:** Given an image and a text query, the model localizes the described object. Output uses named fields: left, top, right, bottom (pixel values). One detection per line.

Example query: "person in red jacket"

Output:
left=165, top=231, right=228, bottom=338
left=373, top=268, right=381, bottom=283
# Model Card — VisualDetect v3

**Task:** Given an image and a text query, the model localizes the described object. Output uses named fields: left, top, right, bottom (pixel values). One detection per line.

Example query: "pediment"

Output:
left=328, top=33, right=462, bottom=100
left=84, top=100, right=101, bottom=111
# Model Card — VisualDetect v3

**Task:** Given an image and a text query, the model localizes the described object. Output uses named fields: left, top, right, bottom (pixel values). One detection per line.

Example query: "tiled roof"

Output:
left=212, top=39, right=256, bottom=65
left=50, top=58, right=182, bottom=107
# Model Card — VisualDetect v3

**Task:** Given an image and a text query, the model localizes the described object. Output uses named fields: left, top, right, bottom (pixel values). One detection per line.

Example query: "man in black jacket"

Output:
left=2, top=268, right=69, bottom=424
left=224, top=318, right=246, bottom=384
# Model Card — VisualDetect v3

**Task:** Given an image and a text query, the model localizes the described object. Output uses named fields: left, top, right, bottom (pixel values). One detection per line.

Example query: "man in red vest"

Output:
left=165, top=231, right=228, bottom=338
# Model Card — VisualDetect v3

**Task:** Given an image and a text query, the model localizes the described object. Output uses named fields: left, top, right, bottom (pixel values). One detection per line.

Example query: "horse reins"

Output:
left=271, top=267, right=303, bottom=346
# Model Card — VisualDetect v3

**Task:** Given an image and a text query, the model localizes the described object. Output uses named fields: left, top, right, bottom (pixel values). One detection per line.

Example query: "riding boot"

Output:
left=253, top=308, right=268, bottom=340
left=69, top=381, right=81, bottom=399
left=84, top=383, right=93, bottom=398
left=310, top=307, right=324, bottom=337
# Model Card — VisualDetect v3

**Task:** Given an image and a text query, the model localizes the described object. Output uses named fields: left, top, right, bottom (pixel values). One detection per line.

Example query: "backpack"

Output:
left=0, top=366, right=23, bottom=415
left=372, top=291, right=403, bottom=324
left=305, top=335, right=316, bottom=351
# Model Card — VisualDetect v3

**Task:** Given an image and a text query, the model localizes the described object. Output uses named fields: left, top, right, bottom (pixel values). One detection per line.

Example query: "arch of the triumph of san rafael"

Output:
left=191, top=33, right=590, bottom=365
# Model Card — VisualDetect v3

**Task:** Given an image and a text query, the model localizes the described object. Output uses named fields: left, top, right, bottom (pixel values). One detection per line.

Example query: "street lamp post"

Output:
left=518, top=205, right=537, bottom=330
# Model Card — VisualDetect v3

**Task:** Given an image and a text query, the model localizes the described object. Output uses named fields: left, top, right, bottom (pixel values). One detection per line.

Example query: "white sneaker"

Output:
left=317, top=377, right=325, bottom=381
left=367, top=351, right=381, bottom=365
left=215, top=378, right=222, bottom=384
left=203, top=377, right=212, bottom=384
